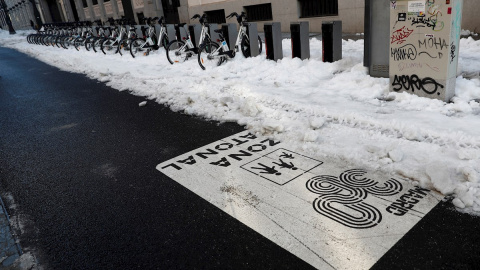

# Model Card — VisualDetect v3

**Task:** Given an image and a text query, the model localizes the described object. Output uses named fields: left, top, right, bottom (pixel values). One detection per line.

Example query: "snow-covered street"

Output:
left=1, top=29, right=479, bottom=214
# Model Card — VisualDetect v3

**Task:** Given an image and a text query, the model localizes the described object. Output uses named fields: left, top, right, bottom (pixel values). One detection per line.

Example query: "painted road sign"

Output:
left=157, top=131, right=442, bottom=269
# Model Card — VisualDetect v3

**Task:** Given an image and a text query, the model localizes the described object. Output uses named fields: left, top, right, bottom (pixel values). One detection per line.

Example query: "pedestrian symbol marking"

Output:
left=241, top=149, right=323, bottom=185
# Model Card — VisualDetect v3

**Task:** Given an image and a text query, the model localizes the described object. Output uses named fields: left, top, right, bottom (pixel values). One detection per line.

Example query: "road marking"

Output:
left=157, top=131, right=442, bottom=269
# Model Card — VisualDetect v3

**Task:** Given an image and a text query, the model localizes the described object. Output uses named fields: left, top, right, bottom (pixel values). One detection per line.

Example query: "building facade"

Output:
left=1, top=0, right=479, bottom=33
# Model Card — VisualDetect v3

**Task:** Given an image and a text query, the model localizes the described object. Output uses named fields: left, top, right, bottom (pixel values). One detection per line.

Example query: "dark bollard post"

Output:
left=246, top=22, right=259, bottom=57
left=175, top=24, right=188, bottom=42
left=166, top=24, right=176, bottom=42
left=290, top=21, right=310, bottom=60
left=188, top=24, right=201, bottom=50
left=208, top=23, right=220, bottom=43
left=264, top=22, right=283, bottom=61
left=221, top=23, right=238, bottom=51
left=322, top=21, right=342, bottom=63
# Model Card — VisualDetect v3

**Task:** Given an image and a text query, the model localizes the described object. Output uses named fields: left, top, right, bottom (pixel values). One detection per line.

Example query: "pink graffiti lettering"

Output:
left=391, top=26, right=414, bottom=45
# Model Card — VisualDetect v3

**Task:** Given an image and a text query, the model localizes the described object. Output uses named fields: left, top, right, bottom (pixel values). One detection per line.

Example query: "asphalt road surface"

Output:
left=1, top=46, right=479, bottom=269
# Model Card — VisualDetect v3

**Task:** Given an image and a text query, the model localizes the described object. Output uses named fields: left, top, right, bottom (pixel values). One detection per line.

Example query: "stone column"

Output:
left=74, top=0, right=85, bottom=20
left=85, top=0, right=95, bottom=20
left=61, top=0, right=75, bottom=21
left=108, top=0, right=119, bottom=19
left=96, top=0, right=107, bottom=21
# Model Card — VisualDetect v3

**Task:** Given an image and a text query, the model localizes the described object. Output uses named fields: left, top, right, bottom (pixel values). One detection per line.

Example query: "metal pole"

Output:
left=1, top=0, right=16, bottom=33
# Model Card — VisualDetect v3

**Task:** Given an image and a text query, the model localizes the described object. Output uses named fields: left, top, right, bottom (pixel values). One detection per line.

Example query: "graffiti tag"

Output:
left=392, top=75, right=444, bottom=95
left=391, top=44, right=417, bottom=61
left=391, top=26, right=414, bottom=45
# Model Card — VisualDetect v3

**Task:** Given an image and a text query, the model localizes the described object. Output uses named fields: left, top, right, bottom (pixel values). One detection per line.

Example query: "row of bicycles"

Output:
left=26, top=12, right=263, bottom=70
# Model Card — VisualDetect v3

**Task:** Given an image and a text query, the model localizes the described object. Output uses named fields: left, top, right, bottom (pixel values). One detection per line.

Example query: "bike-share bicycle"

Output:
left=225, top=11, right=263, bottom=58
left=101, top=19, right=136, bottom=55
left=129, top=16, right=169, bottom=58
left=165, top=14, right=216, bottom=64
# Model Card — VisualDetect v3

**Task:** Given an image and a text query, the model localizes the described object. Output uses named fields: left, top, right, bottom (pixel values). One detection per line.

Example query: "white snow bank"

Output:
left=1, top=29, right=480, bottom=214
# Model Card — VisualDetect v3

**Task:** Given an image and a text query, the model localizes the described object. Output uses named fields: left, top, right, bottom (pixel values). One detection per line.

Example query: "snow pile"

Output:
left=1, top=30, right=480, bottom=214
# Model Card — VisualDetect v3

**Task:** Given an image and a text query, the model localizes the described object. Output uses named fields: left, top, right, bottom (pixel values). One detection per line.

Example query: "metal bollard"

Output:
left=134, top=25, right=143, bottom=39
left=166, top=24, right=177, bottom=42
left=208, top=23, right=220, bottom=43
left=246, top=22, right=259, bottom=57
left=322, top=21, right=342, bottom=63
left=221, top=23, right=238, bottom=51
left=188, top=24, right=202, bottom=49
left=290, top=21, right=310, bottom=60
left=264, top=22, right=283, bottom=61
left=175, top=24, right=189, bottom=42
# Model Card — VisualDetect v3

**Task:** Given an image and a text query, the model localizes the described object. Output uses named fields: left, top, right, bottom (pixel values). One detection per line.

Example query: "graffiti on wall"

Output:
left=391, top=26, right=414, bottom=44
left=392, top=74, right=444, bottom=95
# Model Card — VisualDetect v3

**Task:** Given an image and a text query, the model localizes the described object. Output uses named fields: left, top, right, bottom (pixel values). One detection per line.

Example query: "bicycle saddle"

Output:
left=214, top=29, right=223, bottom=33
left=177, top=23, right=187, bottom=27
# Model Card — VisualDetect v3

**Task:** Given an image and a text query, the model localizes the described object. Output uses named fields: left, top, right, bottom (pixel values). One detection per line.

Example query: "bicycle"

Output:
left=197, top=28, right=233, bottom=70
left=165, top=14, right=217, bottom=64
left=225, top=12, right=263, bottom=58
left=129, top=16, right=169, bottom=58
left=101, top=19, right=129, bottom=55
left=118, top=21, right=138, bottom=56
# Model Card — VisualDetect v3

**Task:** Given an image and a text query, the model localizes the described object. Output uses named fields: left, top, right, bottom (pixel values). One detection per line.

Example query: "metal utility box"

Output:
left=188, top=24, right=202, bottom=48
left=222, top=23, right=238, bottom=51
left=322, top=21, right=342, bottom=62
left=208, top=23, right=220, bottom=43
left=364, top=0, right=390, bottom=77
left=175, top=25, right=189, bottom=42
left=166, top=24, right=177, bottom=42
left=290, top=22, right=310, bottom=60
left=246, top=22, right=260, bottom=57
left=389, top=0, right=463, bottom=101
left=264, top=22, right=283, bottom=61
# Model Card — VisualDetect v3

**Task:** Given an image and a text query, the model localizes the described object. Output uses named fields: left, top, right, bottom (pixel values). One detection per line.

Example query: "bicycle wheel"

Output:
left=166, top=40, right=188, bottom=64
left=74, top=37, right=85, bottom=51
left=241, top=35, right=263, bottom=58
left=118, top=39, right=130, bottom=56
left=85, top=37, right=95, bottom=51
left=101, top=38, right=118, bottom=55
left=92, top=37, right=104, bottom=53
left=63, top=36, right=74, bottom=49
left=130, top=38, right=146, bottom=58
left=198, top=42, right=221, bottom=70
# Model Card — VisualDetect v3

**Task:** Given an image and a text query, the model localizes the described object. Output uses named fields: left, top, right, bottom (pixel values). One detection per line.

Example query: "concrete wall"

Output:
left=183, top=0, right=364, bottom=33
left=462, top=0, right=480, bottom=33
left=182, top=0, right=478, bottom=34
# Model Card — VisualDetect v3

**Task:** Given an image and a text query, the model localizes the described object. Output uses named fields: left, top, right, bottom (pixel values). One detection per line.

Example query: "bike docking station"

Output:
left=132, top=25, right=143, bottom=39
left=188, top=24, right=202, bottom=52
left=246, top=22, right=260, bottom=57
left=166, top=24, right=177, bottom=44
left=175, top=24, right=189, bottom=42
left=264, top=22, right=283, bottom=61
left=389, top=0, right=463, bottom=102
left=290, top=22, right=310, bottom=60
left=208, top=23, right=220, bottom=44
left=322, top=21, right=342, bottom=63
left=154, top=24, right=163, bottom=46
left=221, top=23, right=238, bottom=53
